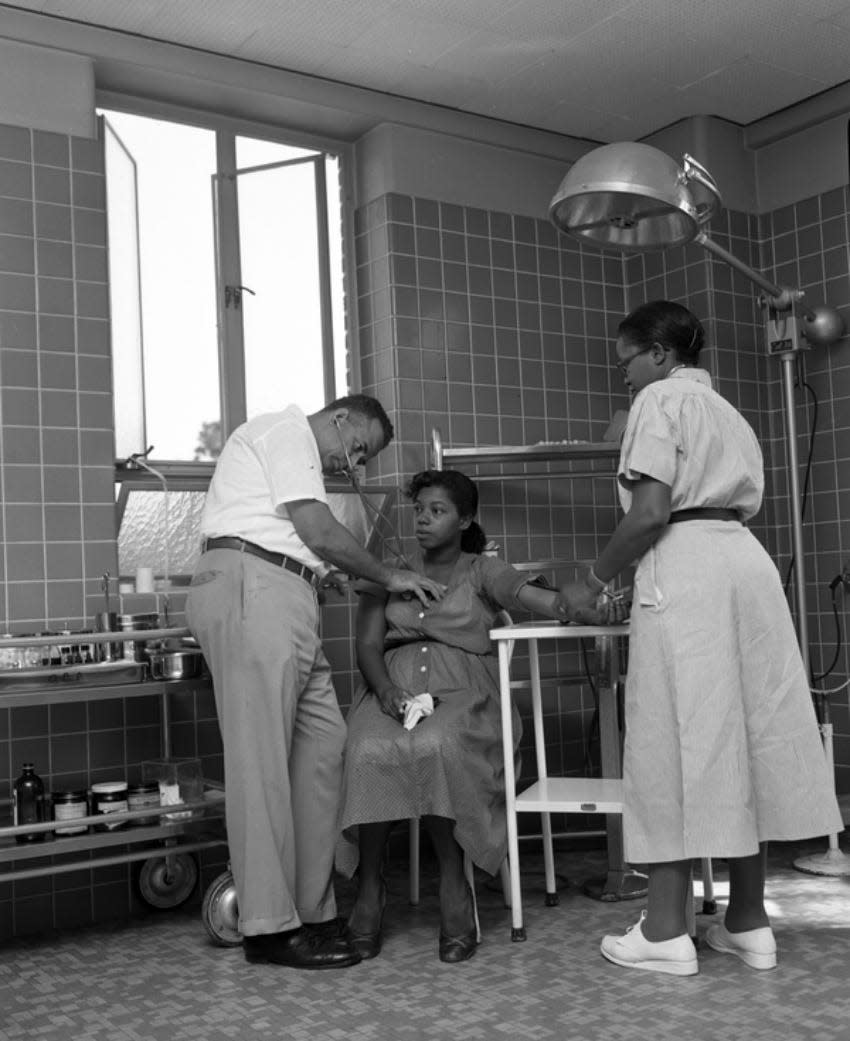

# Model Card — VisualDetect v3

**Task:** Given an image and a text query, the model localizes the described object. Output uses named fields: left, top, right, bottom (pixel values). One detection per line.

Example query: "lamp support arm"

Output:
left=695, top=232, right=811, bottom=317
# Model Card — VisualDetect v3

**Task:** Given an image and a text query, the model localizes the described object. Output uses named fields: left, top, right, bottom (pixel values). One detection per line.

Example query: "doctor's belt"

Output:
left=201, top=536, right=317, bottom=586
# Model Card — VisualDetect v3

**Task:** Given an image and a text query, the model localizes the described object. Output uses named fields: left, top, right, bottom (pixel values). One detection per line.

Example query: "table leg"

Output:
left=529, top=640, right=558, bottom=907
left=499, top=641, right=525, bottom=940
left=586, top=634, right=647, bottom=901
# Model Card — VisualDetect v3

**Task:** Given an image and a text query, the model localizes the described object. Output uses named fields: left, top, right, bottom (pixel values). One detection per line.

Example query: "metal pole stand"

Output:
left=793, top=715, right=850, bottom=877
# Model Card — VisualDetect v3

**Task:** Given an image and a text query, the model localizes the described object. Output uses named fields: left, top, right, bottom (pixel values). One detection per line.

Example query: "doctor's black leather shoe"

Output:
left=243, top=927, right=362, bottom=969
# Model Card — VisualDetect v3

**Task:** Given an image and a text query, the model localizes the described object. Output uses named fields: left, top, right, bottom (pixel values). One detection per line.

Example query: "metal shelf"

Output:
left=1, top=628, right=227, bottom=898
left=0, top=674, right=207, bottom=708
left=430, top=426, right=620, bottom=476
left=0, top=791, right=226, bottom=882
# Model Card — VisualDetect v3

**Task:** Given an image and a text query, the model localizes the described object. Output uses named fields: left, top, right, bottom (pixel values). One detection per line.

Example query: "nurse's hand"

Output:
left=376, top=684, right=413, bottom=722
left=599, top=593, right=631, bottom=625
left=556, top=580, right=602, bottom=624
left=385, top=569, right=446, bottom=606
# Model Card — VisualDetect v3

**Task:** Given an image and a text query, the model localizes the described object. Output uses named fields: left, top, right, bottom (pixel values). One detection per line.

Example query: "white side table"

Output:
left=491, top=619, right=636, bottom=940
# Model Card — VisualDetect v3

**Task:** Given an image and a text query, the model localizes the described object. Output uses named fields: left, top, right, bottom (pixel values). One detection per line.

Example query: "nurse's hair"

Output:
left=405, top=469, right=487, bottom=554
left=618, top=299, right=704, bottom=364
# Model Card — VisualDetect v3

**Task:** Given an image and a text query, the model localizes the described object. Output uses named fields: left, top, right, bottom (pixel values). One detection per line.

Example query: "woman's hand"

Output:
left=557, top=578, right=631, bottom=626
left=376, top=685, right=413, bottom=721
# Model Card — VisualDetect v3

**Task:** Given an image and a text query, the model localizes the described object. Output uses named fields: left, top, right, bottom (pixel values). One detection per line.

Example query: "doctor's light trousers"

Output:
left=186, top=549, right=346, bottom=936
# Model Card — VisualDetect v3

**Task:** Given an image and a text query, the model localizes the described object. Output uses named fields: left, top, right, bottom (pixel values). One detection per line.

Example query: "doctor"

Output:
left=188, top=394, right=445, bottom=970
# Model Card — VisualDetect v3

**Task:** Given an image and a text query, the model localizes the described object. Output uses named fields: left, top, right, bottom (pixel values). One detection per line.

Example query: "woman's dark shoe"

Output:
left=438, top=878, right=480, bottom=964
left=346, top=880, right=387, bottom=960
left=438, top=926, right=479, bottom=963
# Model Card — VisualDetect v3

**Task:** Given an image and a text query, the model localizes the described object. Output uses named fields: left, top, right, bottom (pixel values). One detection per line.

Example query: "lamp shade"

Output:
left=548, top=142, right=720, bottom=252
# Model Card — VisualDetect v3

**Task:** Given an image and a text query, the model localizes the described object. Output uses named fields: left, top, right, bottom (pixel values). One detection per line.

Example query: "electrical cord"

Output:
left=775, top=371, right=845, bottom=687
left=811, top=576, right=845, bottom=683
left=810, top=677, right=850, bottom=696
left=579, top=638, right=599, bottom=775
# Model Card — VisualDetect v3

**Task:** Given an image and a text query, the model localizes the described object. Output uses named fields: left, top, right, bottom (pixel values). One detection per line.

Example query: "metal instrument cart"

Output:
left=0, top=627, right=234, bottom=936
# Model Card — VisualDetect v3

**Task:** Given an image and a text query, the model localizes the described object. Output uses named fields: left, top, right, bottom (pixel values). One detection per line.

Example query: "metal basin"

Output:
left=147, top=648, right=205, bottom=681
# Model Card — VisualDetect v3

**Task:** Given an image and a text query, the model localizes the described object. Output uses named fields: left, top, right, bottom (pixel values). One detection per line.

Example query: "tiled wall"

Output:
left=354, top=191, right=642, bottom=809
left=2, top=120, right=848, bottom=936
left=352, top=189, right=850, bottom=800
left=757, top=188, right=850, bottom=789
left=0, top=122, right=117, bottom=632
left=0, top=121, right=224, bottom=939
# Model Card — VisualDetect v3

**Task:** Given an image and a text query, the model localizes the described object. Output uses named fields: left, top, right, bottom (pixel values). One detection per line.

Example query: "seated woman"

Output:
left=336, top=468, right=564, bottom=964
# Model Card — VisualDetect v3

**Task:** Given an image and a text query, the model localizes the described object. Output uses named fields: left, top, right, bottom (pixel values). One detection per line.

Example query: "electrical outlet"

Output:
left=843, top=563, right=850, bottom=591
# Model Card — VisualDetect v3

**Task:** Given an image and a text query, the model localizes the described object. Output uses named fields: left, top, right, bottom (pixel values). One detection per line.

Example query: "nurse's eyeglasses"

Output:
left=615, top=345, right=654, bottom=376
left=616, top=342, right=670, bottom=376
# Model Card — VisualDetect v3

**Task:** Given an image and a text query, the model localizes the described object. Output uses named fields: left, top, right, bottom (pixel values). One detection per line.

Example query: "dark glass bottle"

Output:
left=12, top=763, right=46, bottom=844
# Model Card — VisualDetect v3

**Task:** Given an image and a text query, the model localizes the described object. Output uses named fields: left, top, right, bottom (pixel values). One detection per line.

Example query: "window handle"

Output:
left=224, top=284, right=256, bottom=309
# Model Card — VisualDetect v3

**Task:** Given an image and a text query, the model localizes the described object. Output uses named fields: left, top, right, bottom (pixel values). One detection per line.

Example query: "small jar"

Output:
left=91, top=781, right=128, bottom=831
left=52, top=790, right=89, bottom=837
left=127, top=782, right=160, bottom=827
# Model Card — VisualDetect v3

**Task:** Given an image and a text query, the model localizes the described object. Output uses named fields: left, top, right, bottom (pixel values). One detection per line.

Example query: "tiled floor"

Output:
left=1, top=838, right=849, bottom=1041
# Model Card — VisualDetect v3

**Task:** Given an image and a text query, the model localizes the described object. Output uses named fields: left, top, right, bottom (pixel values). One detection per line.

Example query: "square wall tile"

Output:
left=32, top=130, right=69, bottom=168
left=0, top=197, right=34, bottom=236
left=0, top=124, right=31, bottom=162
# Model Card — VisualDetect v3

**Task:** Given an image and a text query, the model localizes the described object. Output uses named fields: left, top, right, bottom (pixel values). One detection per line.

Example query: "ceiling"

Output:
left=4, top=0, right=850, bottom=142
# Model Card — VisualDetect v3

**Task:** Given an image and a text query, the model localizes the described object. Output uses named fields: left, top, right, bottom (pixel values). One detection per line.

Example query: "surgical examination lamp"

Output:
left=548, top=142, right=848, bottom=875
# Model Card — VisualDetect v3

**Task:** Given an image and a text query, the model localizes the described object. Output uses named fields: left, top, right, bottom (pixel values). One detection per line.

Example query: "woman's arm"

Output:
left=515, top=582, right=563, bottom=619
left=558, top=476, right=671, bottom=622
left=355, top=592, right=411, bottom=720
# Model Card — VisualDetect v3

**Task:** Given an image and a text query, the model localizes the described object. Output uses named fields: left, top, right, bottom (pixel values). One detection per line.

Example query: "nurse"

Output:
left=558, top=299, right=843, bottom=976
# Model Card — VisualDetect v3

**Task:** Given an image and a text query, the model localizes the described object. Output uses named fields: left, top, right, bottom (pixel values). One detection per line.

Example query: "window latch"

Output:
left=224, top=284, right=256, bottom=309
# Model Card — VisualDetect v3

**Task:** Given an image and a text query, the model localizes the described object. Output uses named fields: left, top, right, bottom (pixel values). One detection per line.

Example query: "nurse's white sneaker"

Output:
left=705, top=921, right=777, bottom=970
left=600, top=912, right=698, bottom=976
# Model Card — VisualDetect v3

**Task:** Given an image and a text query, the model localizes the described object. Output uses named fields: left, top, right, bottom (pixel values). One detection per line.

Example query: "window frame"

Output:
left=100, top=92, right=360, bottom=481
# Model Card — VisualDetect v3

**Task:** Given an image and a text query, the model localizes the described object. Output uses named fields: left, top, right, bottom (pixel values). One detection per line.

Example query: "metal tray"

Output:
left=0, top=659, right=146, bottom=691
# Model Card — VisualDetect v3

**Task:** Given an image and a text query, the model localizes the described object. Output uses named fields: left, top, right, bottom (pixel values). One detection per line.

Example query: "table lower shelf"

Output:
left=516, top=777, right=624, bottom=814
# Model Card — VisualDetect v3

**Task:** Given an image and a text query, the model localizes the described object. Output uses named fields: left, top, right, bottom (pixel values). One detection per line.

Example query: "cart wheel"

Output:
left=202, top=870, right=242, bottom=947
left=137, top=853, right=199, bottom=909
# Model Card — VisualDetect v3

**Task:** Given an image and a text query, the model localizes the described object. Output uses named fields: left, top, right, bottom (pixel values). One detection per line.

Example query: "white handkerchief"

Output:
left=403, top=693, right=435, bottom=730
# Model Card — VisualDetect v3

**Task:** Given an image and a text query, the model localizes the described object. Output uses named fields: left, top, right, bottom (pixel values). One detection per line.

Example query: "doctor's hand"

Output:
left=384, top=568, right=446, bottom=607
left=319, top=570, right=350, bottom=597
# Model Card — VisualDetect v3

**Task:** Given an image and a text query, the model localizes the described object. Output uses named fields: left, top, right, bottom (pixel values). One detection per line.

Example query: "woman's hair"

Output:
left=618, top=299, right=704, bottom=364
left=405, top=469, right=487, bottom=554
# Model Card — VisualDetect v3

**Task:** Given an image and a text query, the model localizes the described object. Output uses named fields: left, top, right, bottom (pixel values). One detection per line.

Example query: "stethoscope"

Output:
left=333, top=417, right=414, bottom=571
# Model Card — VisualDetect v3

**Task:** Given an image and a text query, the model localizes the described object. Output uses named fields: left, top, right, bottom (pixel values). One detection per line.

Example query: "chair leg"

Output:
left=499, top=858, right=512, bottom=908
left=409, top=819, right=420, bottom=906
left=685, top=862, right=696, bottom=940
left=700, top=857, right=717, bottom=914
left=462, top=853, right=481, bottom=943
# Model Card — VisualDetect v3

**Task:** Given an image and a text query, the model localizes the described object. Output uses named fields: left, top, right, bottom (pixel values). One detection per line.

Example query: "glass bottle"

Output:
left=12, top=763, right=46, bottom=844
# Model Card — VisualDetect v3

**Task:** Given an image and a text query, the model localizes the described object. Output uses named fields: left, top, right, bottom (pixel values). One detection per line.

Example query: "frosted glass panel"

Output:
left=117, top=489, right=207, bottom=581
left=116, top=485, right=398, bottom=582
